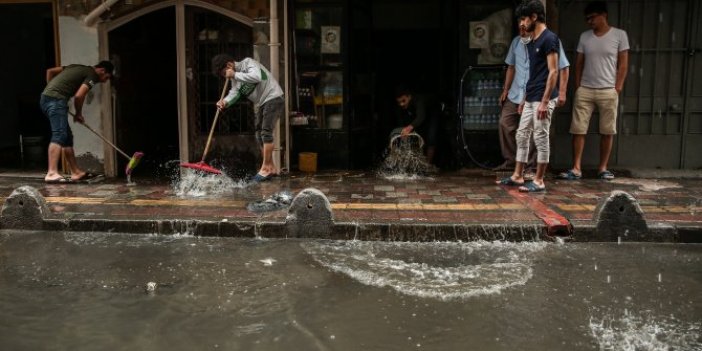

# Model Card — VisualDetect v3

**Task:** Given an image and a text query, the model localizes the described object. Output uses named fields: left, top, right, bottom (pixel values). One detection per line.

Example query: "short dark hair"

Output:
left=516, top=0, right=546, bottom=23
left=584, top=1, right=608, bottom=15
left=394, top=85, right=412, bottom=98
left=95, top=61, right=114, bottom=75
left=211, top=54, right=234, bottom=77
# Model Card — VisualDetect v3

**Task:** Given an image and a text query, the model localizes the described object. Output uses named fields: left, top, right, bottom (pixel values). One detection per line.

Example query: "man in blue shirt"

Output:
left=497, top=0, right=561, bottom=192
left=496, top=22, right=570, bottom=172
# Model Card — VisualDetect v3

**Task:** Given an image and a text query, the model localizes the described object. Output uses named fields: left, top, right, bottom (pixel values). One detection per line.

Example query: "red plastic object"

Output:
left=180, top=161, right=222, bottom=174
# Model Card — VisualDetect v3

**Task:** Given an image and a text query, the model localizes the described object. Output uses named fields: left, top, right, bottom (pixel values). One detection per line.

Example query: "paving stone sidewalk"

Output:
left=0, top=169, right=700, bottom=241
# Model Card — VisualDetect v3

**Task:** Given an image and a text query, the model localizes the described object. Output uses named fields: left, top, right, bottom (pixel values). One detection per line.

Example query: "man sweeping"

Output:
left=211, top=54, right=284, bottom=182
left=40, top=61, right=113, bottom=183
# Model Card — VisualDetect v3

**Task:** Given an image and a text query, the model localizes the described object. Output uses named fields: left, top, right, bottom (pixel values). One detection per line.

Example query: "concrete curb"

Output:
left=1, top=186, right=700, bottom=242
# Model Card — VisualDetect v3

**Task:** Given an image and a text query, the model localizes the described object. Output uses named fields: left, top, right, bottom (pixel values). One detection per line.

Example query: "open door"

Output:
left=0, top=2, right=55, bottom=170
left=108, top=7, right=179, bottom=178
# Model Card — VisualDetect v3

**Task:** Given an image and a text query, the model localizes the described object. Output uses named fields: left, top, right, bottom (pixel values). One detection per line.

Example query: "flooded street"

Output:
left=0, top=231, right=700, bottom=350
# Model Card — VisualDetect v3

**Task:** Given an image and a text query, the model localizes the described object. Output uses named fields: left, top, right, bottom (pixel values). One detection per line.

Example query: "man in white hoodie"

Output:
left=212, top=54, right=284, bottom=182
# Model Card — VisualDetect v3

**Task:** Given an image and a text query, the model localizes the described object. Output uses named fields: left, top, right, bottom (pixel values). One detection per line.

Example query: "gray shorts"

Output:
left=255, top=97, right=284, bottom=146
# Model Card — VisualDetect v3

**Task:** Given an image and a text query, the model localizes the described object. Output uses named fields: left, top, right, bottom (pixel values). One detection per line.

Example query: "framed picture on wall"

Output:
left=469, top=21, right=489, bottom=49
left=321, top=26, right=340, bottom=54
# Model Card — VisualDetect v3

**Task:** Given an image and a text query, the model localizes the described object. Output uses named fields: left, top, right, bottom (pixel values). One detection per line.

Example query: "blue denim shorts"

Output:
left=40, top=94, right=73, bottom=147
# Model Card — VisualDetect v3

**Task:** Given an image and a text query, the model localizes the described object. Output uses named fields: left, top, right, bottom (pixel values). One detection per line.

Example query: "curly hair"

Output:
left=211, top=54, right=234, bottom=77
left=515, top=0, right=546, bottom=23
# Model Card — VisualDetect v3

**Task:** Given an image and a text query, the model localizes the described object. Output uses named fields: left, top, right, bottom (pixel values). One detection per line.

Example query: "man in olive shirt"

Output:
left=40, top=61, right=113, bottom=183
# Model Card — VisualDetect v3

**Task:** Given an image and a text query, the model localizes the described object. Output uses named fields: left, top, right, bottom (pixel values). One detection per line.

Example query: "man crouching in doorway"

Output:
left=211, top=54, right=284, bottom=183
left=40, top=61, right=113, bottom=184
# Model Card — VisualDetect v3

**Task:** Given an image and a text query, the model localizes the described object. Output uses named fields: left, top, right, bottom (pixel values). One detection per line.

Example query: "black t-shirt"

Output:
left=525, top=29, right=560, bottom=102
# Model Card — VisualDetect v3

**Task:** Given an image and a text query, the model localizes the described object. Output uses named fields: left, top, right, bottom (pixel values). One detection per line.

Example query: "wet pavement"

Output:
left=0, top=168, right=700, bottom=241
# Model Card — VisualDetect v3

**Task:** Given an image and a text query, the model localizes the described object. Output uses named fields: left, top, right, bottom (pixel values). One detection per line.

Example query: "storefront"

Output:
left=287, top=0, right=522, bottom=170
left=287, top=0, right=702, bottom=171
left=2, top=0, right=700, bottom=176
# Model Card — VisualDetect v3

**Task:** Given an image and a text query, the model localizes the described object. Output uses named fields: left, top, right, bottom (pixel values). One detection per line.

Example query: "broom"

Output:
left=180, top=78, right=230, bottom=174
left=69, top=112, right=144, bottom=176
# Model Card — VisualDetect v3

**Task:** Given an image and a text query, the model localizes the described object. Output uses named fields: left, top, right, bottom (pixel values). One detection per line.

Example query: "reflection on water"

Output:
left=0, top=231, right=700, bottom=351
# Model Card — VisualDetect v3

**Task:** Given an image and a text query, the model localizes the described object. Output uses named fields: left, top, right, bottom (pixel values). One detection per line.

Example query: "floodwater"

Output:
left=0, top=231, right=700, bottom=351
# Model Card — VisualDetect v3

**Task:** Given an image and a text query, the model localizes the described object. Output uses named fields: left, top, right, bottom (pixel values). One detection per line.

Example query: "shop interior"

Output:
left=289, top=0, right=519, bottom=171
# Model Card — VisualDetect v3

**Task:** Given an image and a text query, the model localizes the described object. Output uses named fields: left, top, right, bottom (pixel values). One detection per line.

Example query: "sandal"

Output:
left=251, top=173, right=273, bottom=183
left=71, top=172, right=103, bottom=183
left=557, top=170, right=582, bottom=180
left=598, top=170, right=615, bottom=180
left=45, top=177, right=74, bottom=184
left=496, top=177, right=524, bottom=186
left=519, top=181, right=546, bottom=193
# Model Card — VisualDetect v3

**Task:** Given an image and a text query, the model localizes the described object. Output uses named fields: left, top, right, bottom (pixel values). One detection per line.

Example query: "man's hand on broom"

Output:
left=73, top=112, right=85, bottom=124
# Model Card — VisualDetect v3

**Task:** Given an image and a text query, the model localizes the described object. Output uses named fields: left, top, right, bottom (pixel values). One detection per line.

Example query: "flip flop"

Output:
left=496, top=177, right=524, bottom=186
left=557, top=170, right=582, bottom=180
left=251, top=173, right=273, bottom=183
left=519, top=181, right=546, bottom=193
left=598, top=170, right=615, bottom=180
left=45, top=177, right=73, bottom=184
left=72, top=172, right=102, bottom=182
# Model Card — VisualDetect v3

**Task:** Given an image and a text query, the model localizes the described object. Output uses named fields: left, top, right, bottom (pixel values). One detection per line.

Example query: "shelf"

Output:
left=314, top=95, right=342, bottom=105
left=463, top=122, right=498, bottom=131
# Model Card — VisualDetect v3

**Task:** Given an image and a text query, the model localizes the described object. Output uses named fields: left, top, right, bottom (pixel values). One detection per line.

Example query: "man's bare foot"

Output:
left=69, top=171, right=86, bottom=181
left=45, top=173, right=64, bottom=182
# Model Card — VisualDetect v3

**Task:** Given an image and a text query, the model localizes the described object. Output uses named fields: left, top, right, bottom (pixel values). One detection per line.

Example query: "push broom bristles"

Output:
left=125, top=152, right=144, bottom=176
left=180, top=161, right=222, bottom=174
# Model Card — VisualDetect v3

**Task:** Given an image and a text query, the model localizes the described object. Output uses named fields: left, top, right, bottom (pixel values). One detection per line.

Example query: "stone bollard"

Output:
left=286, top=188, right=334, bottom=238
left=593, top=190, right=648, bottom=241
left=1, top=186, right=49, bottom=230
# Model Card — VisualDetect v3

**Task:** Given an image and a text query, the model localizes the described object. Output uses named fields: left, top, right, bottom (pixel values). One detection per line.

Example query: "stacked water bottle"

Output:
left=463, top=79, right=502, bottom=130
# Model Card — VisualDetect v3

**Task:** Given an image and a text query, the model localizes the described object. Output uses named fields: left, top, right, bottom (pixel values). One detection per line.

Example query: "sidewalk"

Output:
left=1, top=169, right=700, bottom=242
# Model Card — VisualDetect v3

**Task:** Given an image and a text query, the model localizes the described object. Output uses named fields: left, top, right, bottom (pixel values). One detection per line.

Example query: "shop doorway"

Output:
left=369, top=0, right=457, bottom=168
left=109, top=7, right=179, bottom=177
left=0, top=2, right=55, bottom=170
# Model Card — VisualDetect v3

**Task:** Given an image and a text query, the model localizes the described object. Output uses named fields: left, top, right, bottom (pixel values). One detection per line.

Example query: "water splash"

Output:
left=174, top=169, right=248, bottom=197
left=301, top=240, right=547, bottom=301
left=377, top=134, right=436, bottom=180
left=589, top=310, right=701, bottom=351
left=259, top=258, right=277, bottom=266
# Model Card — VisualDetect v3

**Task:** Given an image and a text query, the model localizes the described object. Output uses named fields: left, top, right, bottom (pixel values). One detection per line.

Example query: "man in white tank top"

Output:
left=559, top=1, right=629, bottom=181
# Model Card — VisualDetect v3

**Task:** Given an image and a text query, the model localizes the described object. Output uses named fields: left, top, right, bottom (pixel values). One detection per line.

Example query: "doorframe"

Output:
left=97, top=0, right=253, bottom=176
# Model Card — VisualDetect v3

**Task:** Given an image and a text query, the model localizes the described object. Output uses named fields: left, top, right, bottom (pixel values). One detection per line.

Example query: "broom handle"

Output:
left=201, top=78, right=230, bottom=163
left=69, top=112, right=131, bottom=160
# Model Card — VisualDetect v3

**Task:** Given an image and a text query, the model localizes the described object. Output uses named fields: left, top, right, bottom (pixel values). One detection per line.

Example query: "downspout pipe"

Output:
left=84, top=0, right=120, bottom=26
left=270, top=0, right=284, bottom=170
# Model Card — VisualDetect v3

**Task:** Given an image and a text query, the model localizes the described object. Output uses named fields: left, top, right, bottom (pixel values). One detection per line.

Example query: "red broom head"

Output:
left=180, top=161, right=222, bottom=174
